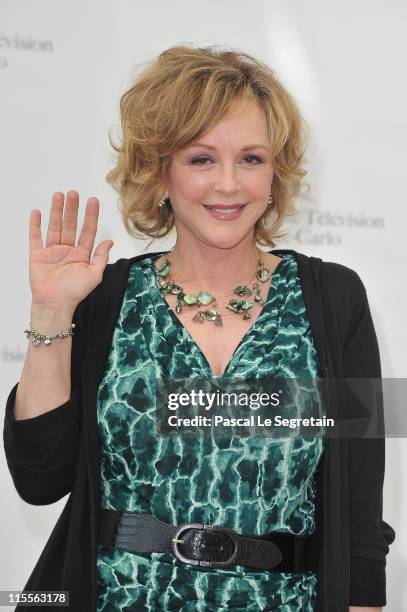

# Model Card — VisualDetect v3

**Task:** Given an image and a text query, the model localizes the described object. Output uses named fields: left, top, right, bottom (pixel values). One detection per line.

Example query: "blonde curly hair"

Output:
left=106, top=44, right=310, bottom=248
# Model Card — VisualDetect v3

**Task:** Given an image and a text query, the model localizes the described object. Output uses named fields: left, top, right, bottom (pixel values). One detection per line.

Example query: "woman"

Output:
left=4, top=45, right=395, bottom=611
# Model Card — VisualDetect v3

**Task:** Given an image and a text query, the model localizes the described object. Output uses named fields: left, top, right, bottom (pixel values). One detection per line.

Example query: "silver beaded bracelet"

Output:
left=23, top=322, right=76, bottom=346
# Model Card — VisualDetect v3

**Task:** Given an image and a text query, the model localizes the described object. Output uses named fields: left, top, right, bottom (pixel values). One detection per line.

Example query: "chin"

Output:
left=199, top=228, right=255, bottom=250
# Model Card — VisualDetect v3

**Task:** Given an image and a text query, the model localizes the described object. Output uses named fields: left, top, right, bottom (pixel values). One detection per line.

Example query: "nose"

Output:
left=214, top=162, right=241, bottom=195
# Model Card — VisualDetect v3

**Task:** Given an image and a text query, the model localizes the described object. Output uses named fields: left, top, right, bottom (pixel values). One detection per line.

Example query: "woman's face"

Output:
left=164, top=97, right=274, bottom=249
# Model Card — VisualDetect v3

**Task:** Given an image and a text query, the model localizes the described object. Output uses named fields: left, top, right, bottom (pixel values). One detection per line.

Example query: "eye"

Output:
left=190, top=157, right=211, bottom=165
left=190, top=154, right=263, bottom=165
left=243, top=155, right=262, bottom=164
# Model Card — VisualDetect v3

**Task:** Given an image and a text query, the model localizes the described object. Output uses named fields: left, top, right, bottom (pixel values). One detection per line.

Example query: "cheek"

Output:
left=247, top=169, right=273, bottom=192
left=171, top=172, right=208, bottom=200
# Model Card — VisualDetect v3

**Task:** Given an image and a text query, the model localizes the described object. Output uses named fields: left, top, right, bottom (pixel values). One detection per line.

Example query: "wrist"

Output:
left=29, top=304, right=76, bottom=336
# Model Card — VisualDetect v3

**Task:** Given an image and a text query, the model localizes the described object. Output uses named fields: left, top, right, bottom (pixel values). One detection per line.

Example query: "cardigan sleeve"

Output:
left=343, top=274, right=396, bottom=607
left=3, top=284, right=98, bottom=505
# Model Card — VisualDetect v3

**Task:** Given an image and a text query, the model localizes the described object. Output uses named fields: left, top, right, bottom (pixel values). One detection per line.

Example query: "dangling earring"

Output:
left=159, top=195, right=169, bottom=208
left=267, top=194, right=273, bottom=206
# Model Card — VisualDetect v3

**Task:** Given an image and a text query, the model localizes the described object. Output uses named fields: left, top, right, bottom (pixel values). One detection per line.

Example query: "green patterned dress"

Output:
left=96, top=252, right=324, bottom=611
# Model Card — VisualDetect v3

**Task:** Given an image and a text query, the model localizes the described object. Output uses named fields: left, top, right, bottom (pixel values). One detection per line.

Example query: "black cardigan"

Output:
left=3, top=248, right=396, bottom=611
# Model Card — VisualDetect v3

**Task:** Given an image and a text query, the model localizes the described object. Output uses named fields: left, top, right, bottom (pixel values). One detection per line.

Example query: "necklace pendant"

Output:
left=227, top=300, right=242, bottom=313
left=197, top=291, right=215, bottom=306
left=169, top=284, right=183, bottom=295
left=201, top=308, right=218, bottom=321
left=183, top=293, right=198, bottom=305
left=256, top=268, right=271, bottom=282
left=234, top=284, right=252, bottom=296
left=227, top=299, right=254, bottom=314
left=192, top=308, right=222, bottom=326
left=161, top=280, right=175, bottom=293
left=176, top=291, right=187, bottom=312
left=159, top=280, right=170, bottom=291
left=215, top=313, right=223, bottom=327
left=252, top=281, right=262, bottom=302
left=242, top=311, right=251, bottom=320
left=157, top=263, right=171, bottom=277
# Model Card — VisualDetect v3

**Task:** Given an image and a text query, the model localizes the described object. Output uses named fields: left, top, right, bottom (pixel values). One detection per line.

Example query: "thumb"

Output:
left=90, top=240, right=114, bottom=272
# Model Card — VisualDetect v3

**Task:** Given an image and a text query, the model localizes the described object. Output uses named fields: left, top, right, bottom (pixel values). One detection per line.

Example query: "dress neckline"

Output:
left=146, top=252, right=291, bottom=378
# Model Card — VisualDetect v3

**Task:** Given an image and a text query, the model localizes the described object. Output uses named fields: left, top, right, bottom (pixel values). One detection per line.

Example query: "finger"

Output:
left=90, top=240, right=114, bottom=275
left=61, top=190, right=79, bottom=246
left=77, top=197, right=99, bottom=256
left=45, top=192, right=65, bottom=248
left=29, top=209, right=44, bottom=254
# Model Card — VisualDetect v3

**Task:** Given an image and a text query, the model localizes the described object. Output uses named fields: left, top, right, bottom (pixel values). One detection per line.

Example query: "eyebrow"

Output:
left=188, top=142, right=271, bottom=152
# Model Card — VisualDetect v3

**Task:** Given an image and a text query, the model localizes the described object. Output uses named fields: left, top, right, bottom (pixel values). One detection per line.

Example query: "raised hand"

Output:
left=29, top=190, right=114, bottom=312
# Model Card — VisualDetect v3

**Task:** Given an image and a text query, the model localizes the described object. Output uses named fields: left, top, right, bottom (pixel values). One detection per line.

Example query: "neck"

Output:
left=167, top=236, right=263, bottom=293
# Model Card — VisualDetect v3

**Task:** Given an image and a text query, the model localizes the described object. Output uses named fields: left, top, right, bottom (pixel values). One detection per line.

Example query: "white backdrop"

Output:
left=1, top=1, right=405, bottom=609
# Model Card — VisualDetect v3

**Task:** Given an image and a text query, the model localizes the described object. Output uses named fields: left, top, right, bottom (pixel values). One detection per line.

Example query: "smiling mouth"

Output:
left=203, top=204, right=247, bottom=213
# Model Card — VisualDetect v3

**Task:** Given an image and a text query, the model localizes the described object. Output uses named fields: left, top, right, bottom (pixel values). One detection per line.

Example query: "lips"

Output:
left=205, top=206, right=244, bottom=212
left=202, top=204, right=247, bottom=219
left=204, top=203, right=246, bottom=209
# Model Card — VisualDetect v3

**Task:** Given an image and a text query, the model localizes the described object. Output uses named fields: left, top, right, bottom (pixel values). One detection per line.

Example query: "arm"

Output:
left=343, top=275, right=395, bottom=607
left=3, top=284, right=98, bottom=505
left=13, top=304, right=76, bottom=422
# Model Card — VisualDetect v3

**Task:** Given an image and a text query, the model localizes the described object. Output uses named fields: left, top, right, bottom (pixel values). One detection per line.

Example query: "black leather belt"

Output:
left=98, top=508, right=312, bottom=572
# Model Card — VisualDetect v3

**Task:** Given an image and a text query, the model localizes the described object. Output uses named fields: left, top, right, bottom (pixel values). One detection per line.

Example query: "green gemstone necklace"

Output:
left=154, top=247, right=274, bottom=327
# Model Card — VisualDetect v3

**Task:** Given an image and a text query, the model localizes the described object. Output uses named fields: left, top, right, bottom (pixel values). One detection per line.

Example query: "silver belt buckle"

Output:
left=171, top=522, right=239, bottom=568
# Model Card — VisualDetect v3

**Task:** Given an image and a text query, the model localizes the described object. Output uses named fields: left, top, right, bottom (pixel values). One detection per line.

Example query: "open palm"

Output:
left=29, top=191, right=114, bottom=312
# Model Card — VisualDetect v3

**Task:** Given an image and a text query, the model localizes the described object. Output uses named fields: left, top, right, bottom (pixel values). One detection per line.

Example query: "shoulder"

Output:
left=101, top=251, right=165, bottom=288
left=104, top=251, right=158, bottom=274
left=271, top=248, right=369, bottom=323
left=308, top=251, right=368, bottom=316
left=72, top=251, right=165, bottom=336
left=318, top=259, right=367, bottom=301
left=272, top=248, right=367, bottom=294
left=72, top=252, right=164, bottom=317
left=318, top=260, right=369, bottom=332
left=296, top=251, right=374, bottom=346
